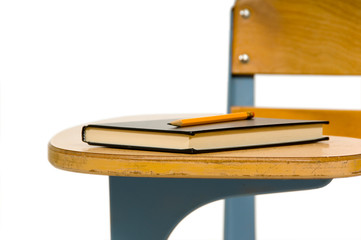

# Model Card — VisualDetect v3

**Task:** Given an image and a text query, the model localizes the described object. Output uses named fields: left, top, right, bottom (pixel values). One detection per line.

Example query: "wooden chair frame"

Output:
left=226, top=0, right=361, bottom=239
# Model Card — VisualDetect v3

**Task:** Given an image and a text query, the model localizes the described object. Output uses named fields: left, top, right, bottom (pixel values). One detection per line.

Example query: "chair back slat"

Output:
left=232, top=107, right=361, bottom=139
left=232, top=0, right=361, bottom=75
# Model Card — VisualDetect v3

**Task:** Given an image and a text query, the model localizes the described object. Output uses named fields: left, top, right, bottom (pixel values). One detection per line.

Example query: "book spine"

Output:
left=81, top=126, right=87, bottom=142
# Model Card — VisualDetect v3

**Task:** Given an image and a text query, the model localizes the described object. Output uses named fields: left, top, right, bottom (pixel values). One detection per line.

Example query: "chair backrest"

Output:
left=231, top=0, right=361, bottom=75
left=229, top=0, right=361, bottom=139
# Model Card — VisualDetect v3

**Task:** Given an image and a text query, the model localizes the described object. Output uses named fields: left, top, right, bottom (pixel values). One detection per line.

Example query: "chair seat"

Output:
left=48, top=115, right=361, bottom=179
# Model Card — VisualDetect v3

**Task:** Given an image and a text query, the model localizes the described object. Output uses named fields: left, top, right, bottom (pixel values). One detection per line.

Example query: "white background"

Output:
left=1, top=0, right=361, bottom=239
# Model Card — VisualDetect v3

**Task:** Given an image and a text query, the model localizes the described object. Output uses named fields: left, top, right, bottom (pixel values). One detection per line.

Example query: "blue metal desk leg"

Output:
left=224, top=195, right=255, bottom=240
left=227, top=7, right=256, bottom=239
left=109, top=176, right=331, bottom=240
left=226, top=74, right=255, bottom=240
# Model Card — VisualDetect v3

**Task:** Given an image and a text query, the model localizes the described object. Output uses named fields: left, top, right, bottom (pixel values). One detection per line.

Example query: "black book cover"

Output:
left=83, top=117, right=329, bottom=136
left=82, top=117, right=329, bottom=154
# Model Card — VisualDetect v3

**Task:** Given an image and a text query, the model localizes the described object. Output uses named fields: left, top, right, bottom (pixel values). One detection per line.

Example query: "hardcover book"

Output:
left=82, top=117, right=329, bottom=154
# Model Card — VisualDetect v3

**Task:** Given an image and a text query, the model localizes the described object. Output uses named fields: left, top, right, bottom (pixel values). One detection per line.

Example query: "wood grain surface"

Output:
left=48, top=115, right=361, bottom=179
left=232, top=0, right=361, bottom=75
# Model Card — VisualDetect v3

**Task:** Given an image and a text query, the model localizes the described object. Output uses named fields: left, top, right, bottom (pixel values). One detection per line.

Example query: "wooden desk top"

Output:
left=48, top=115, right=361, bottom=179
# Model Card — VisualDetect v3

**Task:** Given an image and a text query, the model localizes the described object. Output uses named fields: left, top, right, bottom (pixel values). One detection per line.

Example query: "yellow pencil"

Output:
left=168, top=112, right=255, bottom=127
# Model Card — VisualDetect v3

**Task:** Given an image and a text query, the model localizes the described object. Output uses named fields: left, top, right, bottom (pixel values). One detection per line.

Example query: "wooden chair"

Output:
left=226, top=0, right=361, bottom=239
left=48, top=0, right=361, bottom=239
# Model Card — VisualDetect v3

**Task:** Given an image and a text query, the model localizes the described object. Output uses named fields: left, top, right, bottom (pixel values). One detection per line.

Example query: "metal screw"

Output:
left=239, top=54, right=250, bottom=63
left=240, top=8, right=251, bottom=19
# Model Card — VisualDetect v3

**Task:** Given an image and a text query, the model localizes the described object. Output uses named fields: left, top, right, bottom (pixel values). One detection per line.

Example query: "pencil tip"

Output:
left=168, top=120, right=182, bottom=127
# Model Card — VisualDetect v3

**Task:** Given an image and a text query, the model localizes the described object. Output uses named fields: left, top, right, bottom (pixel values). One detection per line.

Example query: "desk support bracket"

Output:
left=109, top=177, right=331, bottom=240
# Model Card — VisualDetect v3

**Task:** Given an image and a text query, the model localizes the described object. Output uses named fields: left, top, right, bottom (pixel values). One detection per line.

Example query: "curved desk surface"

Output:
left=48, top=114, right=361, bottom=179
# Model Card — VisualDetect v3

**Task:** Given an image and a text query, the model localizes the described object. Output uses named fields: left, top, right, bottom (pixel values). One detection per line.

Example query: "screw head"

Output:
left=240, top=8, right=251, bottom=19
left=239, top=54, right=250, bottom=63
